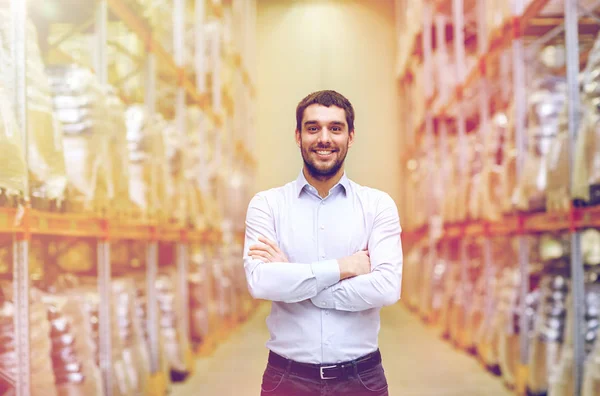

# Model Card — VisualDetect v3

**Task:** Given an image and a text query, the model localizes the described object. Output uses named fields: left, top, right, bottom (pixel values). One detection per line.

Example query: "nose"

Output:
left=317, top=127, right=332, bottom=145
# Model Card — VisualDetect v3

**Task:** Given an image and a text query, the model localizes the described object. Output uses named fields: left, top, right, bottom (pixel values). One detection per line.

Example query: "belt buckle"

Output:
left=320, top=365, right=337, bottom=380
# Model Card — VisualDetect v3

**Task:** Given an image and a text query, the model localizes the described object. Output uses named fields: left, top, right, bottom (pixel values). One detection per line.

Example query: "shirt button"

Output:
left=325, top=311, right=330, bottom=316
left=320, top=225, right=325, bottom=230
left=321, top=255, right=325, bottom=259
left=321, top=302, right=327, bottom=307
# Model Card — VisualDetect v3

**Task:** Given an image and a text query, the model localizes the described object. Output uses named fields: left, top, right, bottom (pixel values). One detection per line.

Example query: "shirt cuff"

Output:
left=311, top=259, right=340, bottom=292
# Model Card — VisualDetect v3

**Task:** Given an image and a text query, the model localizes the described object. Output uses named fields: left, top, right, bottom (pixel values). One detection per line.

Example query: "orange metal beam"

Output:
left=107, top=0, right=225, bottom=126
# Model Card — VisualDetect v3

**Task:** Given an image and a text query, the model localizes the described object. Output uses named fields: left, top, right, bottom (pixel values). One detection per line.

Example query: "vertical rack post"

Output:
left=176, top=242, right=190, bottom=353
left=94, top=3, right=112, bottom=395
left=194, top=0, right=209, bottom=198
left=144, top=24, right=160, bottom=375
left=423, top=2, right=436, bottom=320
left=95, top=0, right=108, bottom=86
left=511, top=0, right=531, bottom=372
left=195, top=0, right=206, bottom=93
left=97, top=237, right=112, bottom=396
left=476, top=0, right=494, bottom=330
left=11, top=1, right=29, bottom=395
left=452, top=0, right=468, bottom=342
left=212, top=24, right=222, bottom=112
left=564, top=0, right=584, bottom=393
left=174, top=0, right=191, bottom=358
left=146, top=238, right=160, bottom=374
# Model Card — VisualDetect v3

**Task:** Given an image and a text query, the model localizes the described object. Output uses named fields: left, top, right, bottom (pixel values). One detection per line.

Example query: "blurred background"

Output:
left=0, top=0, right=599, bottom=395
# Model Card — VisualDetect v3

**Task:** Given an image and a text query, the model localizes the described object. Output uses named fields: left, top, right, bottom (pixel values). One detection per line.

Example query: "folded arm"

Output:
left=310, top=194, right=403, bottom=312
left=243, top=194, right=340, bottom=303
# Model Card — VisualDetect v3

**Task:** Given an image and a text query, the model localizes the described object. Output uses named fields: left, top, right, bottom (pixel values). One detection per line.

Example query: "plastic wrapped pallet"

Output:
left=0, top=285, right=58, bottom=396
left=125, top=105, right=171, bottom=221
left=189, top=270, right=210, bottom=344
left=527, top=233, right=570, bottom=395
left=0, top=83, right=26, bottom=204
left=497, top=266, right=521, bottom=388
left=41, top=293, right=104, bottom=396
left=438, top=242, right=461, bottom=339
left=512, top=73, right=566, bottom=213
left=0, top=13, right=67, bottom=207
left=476, top=239, right=510, bottom=374
left=485, top=110, right=513, bottom=221
left=527, top=269, right=569, bottom=395
left=550, top=281, right=600, bottom=396
left=156, top=272, right=189, bottom=380
left=106, top=88, right=133, bottom=214
left=134, top=279, right=171, bottom=386
left=81, top=288, right=133, bottom=396
left=552, top=231, right=600, bottom=396
left=545, top=107, right=570, bottom=212
left=112, top=278, right=151, bottom=395
left=47, top=65, right=112, bottom=213
left=570, top=32, right=600, bottom=207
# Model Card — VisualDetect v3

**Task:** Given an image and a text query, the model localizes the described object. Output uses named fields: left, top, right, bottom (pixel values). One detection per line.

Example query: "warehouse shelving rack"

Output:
left=4, top=0, right=257, bottom=395
left=399, top=0, right=599, bottom=395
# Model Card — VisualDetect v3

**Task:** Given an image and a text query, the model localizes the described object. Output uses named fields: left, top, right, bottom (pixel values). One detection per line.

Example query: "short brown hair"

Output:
left=296, top=90, right=355, bottom=132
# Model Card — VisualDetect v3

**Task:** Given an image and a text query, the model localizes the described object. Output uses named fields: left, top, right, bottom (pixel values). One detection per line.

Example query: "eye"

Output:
left=307, top=126, right=319, bottom=132
left=331, top=126, right=342, bottom=132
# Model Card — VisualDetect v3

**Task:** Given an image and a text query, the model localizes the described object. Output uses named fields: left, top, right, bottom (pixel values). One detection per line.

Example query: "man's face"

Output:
left=296, top=104, right=354, bottom=179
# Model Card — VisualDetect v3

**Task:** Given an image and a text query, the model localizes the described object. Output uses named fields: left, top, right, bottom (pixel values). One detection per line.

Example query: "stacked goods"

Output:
left=512, top=70, right=566, bottom=213
left=46, top=65, right=112, bottom=213
left=125, top=105, right=171, bottom=221
left=41, top=293, right=104, bottom=396
left=156, top=273, right=189, bottom=380
left=0, top=285, right=58, bottom=396
left=0, top=13, right=67, bottom=208
left=572, top=32, right=600, bottom=208
left=0, top=82, right=26, bottom=205
left=112, top=278, right=151, bottom=395
left=189, top=248, right=210, bottom=344
left=134, top=278, right=171, bottom=387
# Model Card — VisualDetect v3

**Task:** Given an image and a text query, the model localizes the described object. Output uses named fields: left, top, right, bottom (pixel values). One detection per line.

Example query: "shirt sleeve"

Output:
left=243, top=193, right=341, bottom=303
left=310, top=193, right=403, bottom=311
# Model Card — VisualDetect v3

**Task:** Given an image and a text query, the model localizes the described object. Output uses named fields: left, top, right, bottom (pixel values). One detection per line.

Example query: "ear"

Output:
left=295, top=129, right=301, bottom=148
left=348, top=129, right=355, bottom=148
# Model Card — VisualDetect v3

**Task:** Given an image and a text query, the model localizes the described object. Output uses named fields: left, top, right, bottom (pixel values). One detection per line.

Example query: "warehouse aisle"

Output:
left=172, top=302, right=512, bottom=396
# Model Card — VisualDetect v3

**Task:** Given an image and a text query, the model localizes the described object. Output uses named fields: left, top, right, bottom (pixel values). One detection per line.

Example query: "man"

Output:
left=243, top=90, right=403, bottom=395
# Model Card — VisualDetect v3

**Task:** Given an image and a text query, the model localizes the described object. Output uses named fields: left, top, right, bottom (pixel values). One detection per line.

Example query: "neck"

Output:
left=303, top=166, right=345, bottom=198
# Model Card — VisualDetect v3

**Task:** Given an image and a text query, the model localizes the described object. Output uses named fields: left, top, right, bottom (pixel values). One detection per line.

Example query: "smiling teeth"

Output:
left=317, top=151, right=332, bottom=154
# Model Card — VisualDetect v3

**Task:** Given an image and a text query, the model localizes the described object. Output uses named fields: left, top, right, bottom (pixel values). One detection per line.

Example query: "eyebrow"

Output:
left=303, top=120, right=346, bottom=127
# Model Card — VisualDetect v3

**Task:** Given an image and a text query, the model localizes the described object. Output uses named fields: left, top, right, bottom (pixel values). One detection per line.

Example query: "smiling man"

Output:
left=243, top=90, right=403, bottom=396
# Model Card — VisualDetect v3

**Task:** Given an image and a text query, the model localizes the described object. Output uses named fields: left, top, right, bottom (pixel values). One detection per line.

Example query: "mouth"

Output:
left=313, top=149, right=337, bottom=160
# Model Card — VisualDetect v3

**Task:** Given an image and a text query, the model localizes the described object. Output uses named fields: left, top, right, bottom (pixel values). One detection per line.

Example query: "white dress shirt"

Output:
left=243, top=170, right=403, bottom=364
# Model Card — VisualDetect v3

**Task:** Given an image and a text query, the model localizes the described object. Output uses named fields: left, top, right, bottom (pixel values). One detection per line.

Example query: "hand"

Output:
left=338, top=250, right=371, bottom=280
left=248, top=237, right=289, bottom=263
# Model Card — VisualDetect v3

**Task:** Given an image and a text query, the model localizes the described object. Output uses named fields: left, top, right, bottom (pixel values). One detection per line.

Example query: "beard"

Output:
left=301, top=140, right=348, bottom=180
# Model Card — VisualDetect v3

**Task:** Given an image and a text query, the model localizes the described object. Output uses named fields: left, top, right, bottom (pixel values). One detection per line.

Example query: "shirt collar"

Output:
left=296, top=169, right=350, bottom=198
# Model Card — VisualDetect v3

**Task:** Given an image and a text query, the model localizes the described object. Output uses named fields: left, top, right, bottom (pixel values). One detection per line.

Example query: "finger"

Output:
left=249, top=242, right=271, bottom=250
left=259, top=236, right=279, bottom=250
left=255, top=238, right=279, bottom=254
left=249, top=245, right=270, bottom=253
left=251, top=255, right=271, bottom=263
left=248, top=249, right=271, bottom=258
left=251, top=252, right=272, bottom=262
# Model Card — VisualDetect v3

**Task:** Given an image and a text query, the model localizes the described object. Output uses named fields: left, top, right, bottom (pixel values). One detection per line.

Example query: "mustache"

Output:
left=311, top=145, right=337, bottom=150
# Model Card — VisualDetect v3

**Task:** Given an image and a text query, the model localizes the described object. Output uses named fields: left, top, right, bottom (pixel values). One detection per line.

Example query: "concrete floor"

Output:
left=171, top=302, right=513, bottom=396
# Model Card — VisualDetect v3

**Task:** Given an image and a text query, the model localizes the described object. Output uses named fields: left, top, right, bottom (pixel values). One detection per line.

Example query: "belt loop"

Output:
left=352, top=361, right=358, bottom=376
left=286, top=359, right=292, bottom=373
